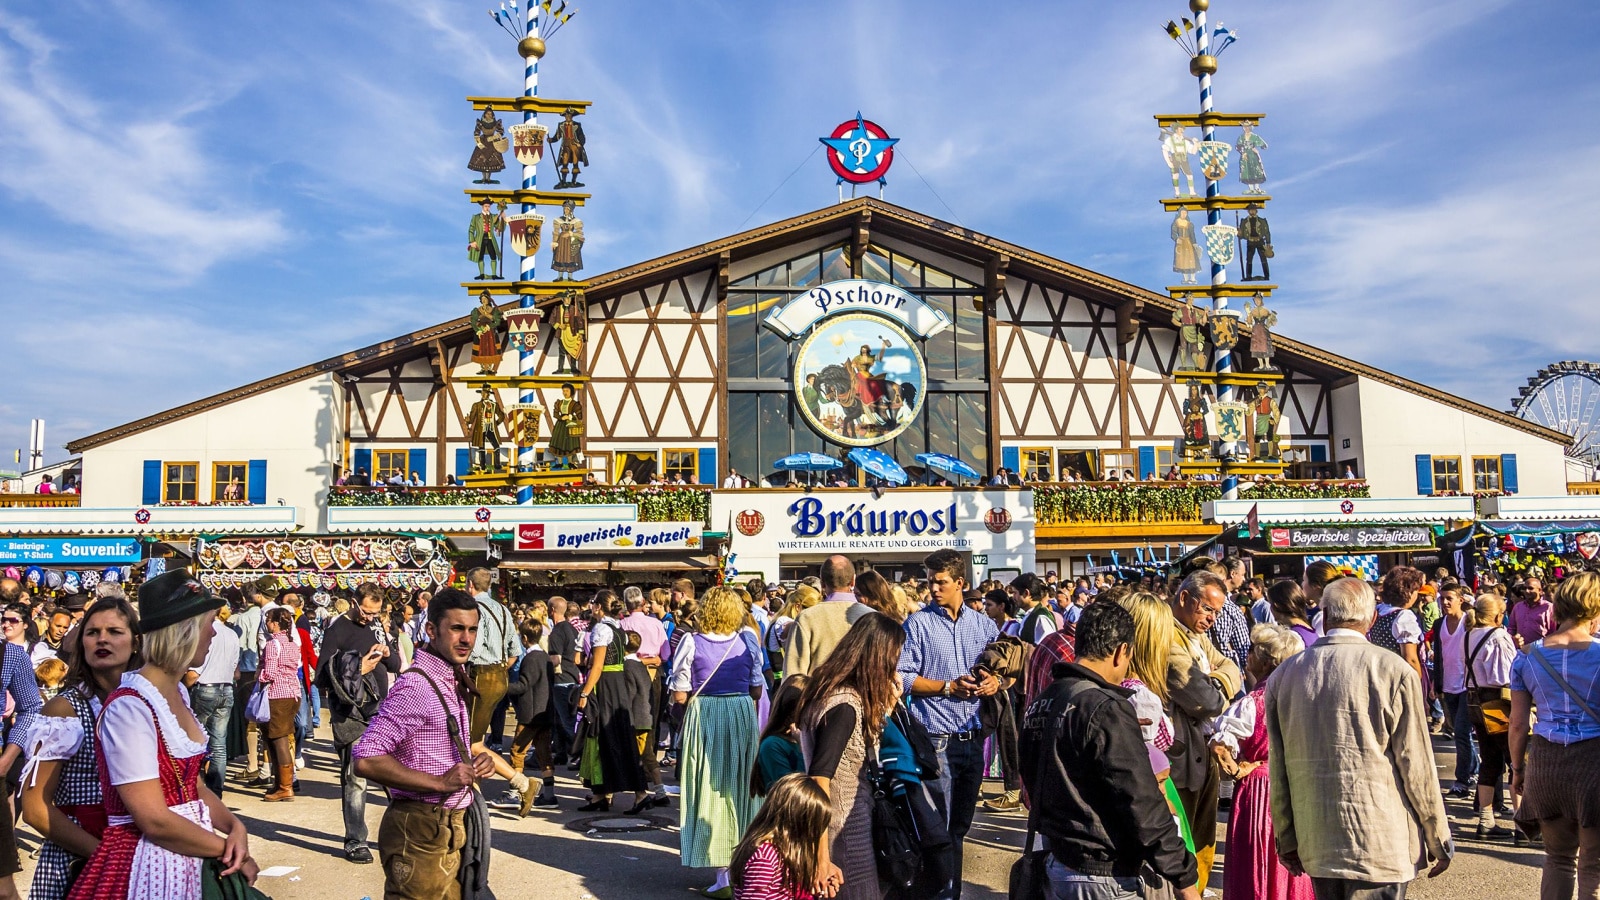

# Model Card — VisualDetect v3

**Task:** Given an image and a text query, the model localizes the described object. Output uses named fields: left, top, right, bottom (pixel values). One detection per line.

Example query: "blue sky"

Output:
left=0, top=0, right=1595, bottom=466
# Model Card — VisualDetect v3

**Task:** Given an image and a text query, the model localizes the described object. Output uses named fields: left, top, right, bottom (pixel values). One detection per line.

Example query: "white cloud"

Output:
left=0, top=14, right=287, bottom=280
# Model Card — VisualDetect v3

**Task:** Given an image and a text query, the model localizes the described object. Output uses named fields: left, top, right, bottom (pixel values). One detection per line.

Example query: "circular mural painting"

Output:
left=794, top=313, right=925, bottom=446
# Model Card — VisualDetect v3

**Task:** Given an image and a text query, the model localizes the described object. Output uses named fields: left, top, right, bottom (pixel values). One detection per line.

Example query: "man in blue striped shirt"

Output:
left=897, top=548, right=1000, bottom=900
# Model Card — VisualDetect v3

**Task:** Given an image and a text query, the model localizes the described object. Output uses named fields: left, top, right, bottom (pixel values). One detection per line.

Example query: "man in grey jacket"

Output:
left=1266, top=577, right=1453, bottom=900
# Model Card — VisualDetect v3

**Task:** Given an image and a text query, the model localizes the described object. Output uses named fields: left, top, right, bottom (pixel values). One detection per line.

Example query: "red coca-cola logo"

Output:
left=984, top=508, right=1012, bottom=534
left=515, top=523, right=546, bottom=551
left=736, top=510, right=765, bottom=537
left=1270, top=528, right=1290, bottom=550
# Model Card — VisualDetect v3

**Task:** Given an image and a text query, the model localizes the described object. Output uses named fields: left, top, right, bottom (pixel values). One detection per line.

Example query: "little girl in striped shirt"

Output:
left=730, top=773, right=832, bottom=900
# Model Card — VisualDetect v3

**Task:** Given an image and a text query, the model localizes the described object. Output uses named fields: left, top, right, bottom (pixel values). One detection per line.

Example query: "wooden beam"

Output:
left=984, top=253, right=1008, bottom=472
left=467, top=96, right=593, bottom=114
left=716, top=251, right=731, bottom=484
left=1115, top=298, right=1144, bottom=347
left=850, top=210, right=872, bottom=277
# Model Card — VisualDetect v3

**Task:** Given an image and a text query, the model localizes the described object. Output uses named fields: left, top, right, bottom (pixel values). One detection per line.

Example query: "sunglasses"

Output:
left=1, top=617, right=22, bottom=626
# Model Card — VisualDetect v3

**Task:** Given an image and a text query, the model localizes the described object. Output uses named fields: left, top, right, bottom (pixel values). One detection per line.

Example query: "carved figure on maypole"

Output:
left=1243, top=292, right=1278, bottom=371
left=1182, top=382, right=1212, bottom=460
left=1236, top=122, right=1268, bottom=194
left=1160, top=124, right=1199, bottom=198
left=469, top=106, right=509, bottom=184
left=549, top=382, right=583, bottom=469
left=468, top=199, right=507, bottom=280
left=1239, top=204, right=1272, bottom=280
left=550, top=200, right=584, bottom=280
left=468, top=291, right=506, bottom=375
left=551, top=289, right=586, bottom=374
left=467, top=384, right=506, bottom=471
left=1172, top=211, right=1202, bottom=285
left=1253, top=382, right=1282, bottom=460
left=548, top=107, right=588, bottom=189
left=1172, top=298, right=1210, bottom=372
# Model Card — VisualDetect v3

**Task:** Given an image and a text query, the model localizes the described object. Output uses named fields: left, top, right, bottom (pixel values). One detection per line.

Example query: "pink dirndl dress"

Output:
left=1222, top=689, right=1312, bottom=900
left=67, top=677, right=211, bottom=900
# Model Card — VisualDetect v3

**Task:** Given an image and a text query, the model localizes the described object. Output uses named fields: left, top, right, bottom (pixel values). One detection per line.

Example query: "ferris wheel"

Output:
left=1513, top=361, right=1600, bottom=467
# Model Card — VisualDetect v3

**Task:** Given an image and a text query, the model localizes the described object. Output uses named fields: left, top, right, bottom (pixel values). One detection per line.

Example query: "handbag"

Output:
left=864, top=749, right=921, bottom=890
left=1464, top=627, right=1511, bottom=735
left=201, top=859, right=272, bottom=900
left=245, top=684, right=272, bottom=725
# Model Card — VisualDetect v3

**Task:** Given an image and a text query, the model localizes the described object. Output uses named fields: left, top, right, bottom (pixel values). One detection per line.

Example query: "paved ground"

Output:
left=12, top=727, right=1541, bottom=899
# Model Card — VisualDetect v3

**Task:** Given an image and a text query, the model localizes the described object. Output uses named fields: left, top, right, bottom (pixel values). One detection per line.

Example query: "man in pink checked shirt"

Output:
left=355, top=588, right=526, bottom=900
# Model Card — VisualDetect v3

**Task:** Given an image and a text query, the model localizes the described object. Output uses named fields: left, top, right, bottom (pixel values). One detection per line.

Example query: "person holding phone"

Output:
left=315, top=583, right=401, bottom=865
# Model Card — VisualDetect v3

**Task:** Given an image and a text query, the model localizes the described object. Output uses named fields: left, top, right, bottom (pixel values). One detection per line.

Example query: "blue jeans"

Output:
left=295, top=689, right=311, bottom=757
left=1044, top=859, right=1142, bottom=900
left=190, top=683, right=233, bottom=796
left=1442, top=691, right=1479, bottom=786
left=925, top=732, right=985, bottom=900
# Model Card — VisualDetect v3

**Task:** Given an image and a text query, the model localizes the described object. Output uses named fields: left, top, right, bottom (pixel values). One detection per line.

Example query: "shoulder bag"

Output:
left=865, top=742, right=922, bottom=891
left=1464, top=627, right=1510, bottom=735
left=412, top=667, right=495, bottom=900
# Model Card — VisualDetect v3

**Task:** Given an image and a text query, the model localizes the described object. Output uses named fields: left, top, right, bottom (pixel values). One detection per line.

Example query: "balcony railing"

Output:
left=1033, top=480, right=1370, bottom=526
left=1570, top=482, right=1600, bottom=496
left=329, top=485, right=710, bottom=523
left=0, top=494, right=82, bottom=508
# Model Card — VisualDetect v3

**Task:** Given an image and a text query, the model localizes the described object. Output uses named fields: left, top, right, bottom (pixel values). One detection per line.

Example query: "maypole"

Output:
left=516, top=10, right=542, bottom=504
left=1160, top=0, right=1286, bottom=494
left=460, top=2, right=592, bottom=503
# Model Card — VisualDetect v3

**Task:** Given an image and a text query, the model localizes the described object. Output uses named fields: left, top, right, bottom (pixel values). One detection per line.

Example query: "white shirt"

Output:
left=1439, top=616, right=1471, bottom=695
left=260, top=601, right=304, bottom=647
left=100, top=673, right=208, bottom=786
left=190, top=620, right=242, bottom=685
left=1465, top=626, right=1516, bottom=688
left=1208, top=692, right=1259, bottom=755
left=27, top=642, right=57, bottom=666
left=1375, top=603, right=1422, bottom=645
left=723, top=475, right=741, bottom=488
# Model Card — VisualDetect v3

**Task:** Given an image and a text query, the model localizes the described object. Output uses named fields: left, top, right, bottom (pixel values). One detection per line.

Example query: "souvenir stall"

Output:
left=194, top=536, right=455, bottom=594
left=0, top=536, right=147, bottom=602
left=1202, top=496, right=1476, bottom=579
left=1472, top=494, right=1600, bottom=582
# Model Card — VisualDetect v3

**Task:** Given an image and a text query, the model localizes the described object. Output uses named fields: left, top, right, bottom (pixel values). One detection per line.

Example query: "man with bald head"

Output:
left=782, top=555, right=871, bottom=676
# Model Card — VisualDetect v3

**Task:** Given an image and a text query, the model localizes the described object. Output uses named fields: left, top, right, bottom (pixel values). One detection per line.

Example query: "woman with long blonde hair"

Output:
left=668, top=586, right=765, bottom=897
left=1117, top=591, right=1191, bottom=877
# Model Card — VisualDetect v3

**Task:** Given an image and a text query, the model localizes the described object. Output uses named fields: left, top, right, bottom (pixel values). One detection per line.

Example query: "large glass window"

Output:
left=728, top=243, right=989, bottom=475
left=213, top=462, right=247, bottom=502
left=1472, top=456, right=1502, bottom=492
left=664, top=449, right=698, bottom=483
left=1432, top=457, right=1462, bottom=493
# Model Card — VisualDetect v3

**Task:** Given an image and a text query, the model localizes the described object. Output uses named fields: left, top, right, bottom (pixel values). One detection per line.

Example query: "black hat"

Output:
left=137, top=568, right=225, bottom=634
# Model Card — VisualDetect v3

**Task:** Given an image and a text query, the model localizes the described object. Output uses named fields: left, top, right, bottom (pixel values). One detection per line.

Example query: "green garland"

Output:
left=329, top=486, right=710, bottom=523
left=1034, top=481, right=1370, bottom=525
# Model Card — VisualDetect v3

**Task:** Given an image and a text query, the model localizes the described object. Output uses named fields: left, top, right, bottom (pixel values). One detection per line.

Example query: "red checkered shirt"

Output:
left=257, top=632, right=303, bottom=700
left=1024, top=628, right=1076, bottom=709
left=353, top=648, right=473, bottom=809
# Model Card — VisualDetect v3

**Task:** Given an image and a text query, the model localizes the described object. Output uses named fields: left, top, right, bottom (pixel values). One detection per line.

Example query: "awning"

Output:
left=1477, top=519, right=1600, bottom=536
left=1204, top=496, right=1475, bottom=527
left=0, top=505, right=300, bottom=536
left=499, top=556, right=717, bottom=572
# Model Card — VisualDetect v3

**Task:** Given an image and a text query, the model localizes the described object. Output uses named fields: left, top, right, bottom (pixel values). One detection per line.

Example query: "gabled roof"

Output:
left=67, top=198, right=1568, bottom=451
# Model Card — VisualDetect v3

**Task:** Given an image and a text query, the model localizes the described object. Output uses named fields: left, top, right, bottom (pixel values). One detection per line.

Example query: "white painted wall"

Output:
left=1351, top=376, right=1567, bottom=497
left=79, top=373, right=341, bottom=530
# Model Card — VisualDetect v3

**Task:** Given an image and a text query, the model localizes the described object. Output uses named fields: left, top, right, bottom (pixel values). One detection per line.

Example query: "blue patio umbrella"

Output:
left=772, top=452, right=844, bottom=473
left=847, top=447, right=909, bottom=485
left=915, top=452, right=981, bottom=484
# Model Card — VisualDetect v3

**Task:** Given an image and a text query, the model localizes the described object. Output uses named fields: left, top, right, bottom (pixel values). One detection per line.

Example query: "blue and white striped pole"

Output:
left=1195, top=7, right=1238, bottom=501
left=516, top=9, right=540, bottom=505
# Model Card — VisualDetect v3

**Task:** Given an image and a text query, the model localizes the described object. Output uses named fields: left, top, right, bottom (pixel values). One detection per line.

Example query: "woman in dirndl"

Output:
left=574, top=590, right=649, bottom=812
left=20, top=595, right=141, bottom=900
left=66, top=569, right=259, bottom=900
left=668, top=586, right=764, bottom=898
left=1208, top=625, right=1313, bottom=900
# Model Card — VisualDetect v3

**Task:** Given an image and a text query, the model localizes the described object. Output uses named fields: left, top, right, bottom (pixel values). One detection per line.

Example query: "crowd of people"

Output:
left=0, top=552, right=1593, bottom=899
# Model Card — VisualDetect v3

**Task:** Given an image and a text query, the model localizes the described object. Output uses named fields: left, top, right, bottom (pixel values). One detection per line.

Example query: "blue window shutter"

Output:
left=408, top=449, right=427, bottom=482
left=1001, top=447, right=1019, bottom=475
left=141, top=460, right=161, bottom=505
left=246, top=460, right=267, bottom=505
left=455, top=448, right=470, bottom=477
left=697, top=448, right=716, bottom=485
left=1310, top=445, right=1328, bottom=463
left=1501, top=454, right=1519, bottom=494
left=353, top=448, right=372, bottom=478
left=1415, top=455, right=1433, bottom=495
left=1137, top=446, right=1156, bottom=480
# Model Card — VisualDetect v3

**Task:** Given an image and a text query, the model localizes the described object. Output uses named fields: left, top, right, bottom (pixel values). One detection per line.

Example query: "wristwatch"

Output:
left=941, top=680, right=954, bottom=698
